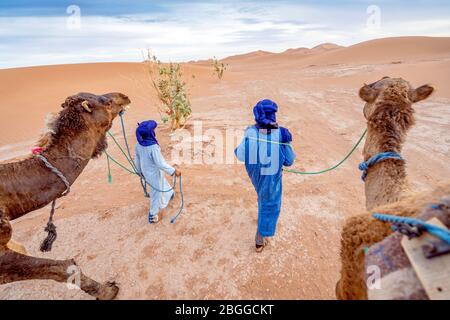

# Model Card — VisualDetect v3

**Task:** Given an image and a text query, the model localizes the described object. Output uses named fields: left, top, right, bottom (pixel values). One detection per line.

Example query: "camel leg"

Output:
left=0, top=250, right=119, bottom=300
left=6, top=240, right=27, bottom=255
left=336, top=215, right=393, bottom=300
left=336, top=236, right=367, bottom=300
left=0, top=208, right=12, bottom=248
left=0, top=209, right=27, bottom=255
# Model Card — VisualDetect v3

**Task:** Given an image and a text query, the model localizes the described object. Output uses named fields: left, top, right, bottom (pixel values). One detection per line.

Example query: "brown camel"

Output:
left=335, top=76, right=446, bottom=299
left=0, top=92, right=130, bottom=300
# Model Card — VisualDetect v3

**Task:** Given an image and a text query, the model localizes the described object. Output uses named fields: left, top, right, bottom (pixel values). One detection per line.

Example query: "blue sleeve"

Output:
left=282, top=145, right=296, bottom=167
left=280, top=127, right=292, bottom=144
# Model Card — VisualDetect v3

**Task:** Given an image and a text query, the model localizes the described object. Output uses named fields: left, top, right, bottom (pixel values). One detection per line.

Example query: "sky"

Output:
left=0, top=0, right=449, bottom=68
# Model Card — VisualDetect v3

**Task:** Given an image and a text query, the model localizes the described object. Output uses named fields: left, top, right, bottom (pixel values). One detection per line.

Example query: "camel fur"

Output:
left=0, top=92, right=130, bottom=299
left=335, top=77, right=446, bottom=300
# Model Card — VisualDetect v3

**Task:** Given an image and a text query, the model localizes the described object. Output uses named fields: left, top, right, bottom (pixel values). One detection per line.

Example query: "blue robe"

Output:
left=235, top=126, right=296, bottom=237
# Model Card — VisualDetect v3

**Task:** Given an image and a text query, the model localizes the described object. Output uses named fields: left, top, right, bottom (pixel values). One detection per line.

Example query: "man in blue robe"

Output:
left=235, top=100, right=296, bottom=252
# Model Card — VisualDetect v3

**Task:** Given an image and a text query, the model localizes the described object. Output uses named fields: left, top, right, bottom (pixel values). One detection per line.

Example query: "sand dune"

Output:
left=0, top=37, right=449, bottom=299
left=308, top=36, right=450, bottom=65
left=222, top=50, right=275, bottom=62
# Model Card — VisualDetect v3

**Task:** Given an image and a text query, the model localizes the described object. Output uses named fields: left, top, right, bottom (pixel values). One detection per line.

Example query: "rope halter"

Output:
left=358, top=152, right=404, bottom=181
left=35, top=154, right=71, bottom=252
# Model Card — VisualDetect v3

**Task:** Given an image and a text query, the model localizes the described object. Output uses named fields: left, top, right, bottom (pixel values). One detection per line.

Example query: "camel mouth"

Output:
left=115, top=103, right=131, bottom=118
left=103, top=92, right=131, bottom=115
left=122, top=103, right=131, bottom=112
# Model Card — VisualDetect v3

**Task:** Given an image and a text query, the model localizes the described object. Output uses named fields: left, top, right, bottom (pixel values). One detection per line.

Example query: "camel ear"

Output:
left=81, top=100, right=93, bottom=113
left=61, top=97, right=75, bottom=109
left=410, top=85, right=434, bottom=103
left=359, top=84, right=378, bottom=103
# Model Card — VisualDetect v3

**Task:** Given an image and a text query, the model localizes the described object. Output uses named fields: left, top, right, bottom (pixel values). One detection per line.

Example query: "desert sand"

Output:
left=0, top=36, right=449, bottom=299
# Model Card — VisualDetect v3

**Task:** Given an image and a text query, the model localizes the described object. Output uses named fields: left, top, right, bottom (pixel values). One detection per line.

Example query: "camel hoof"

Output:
left=96, top=281, right=119, bottom=300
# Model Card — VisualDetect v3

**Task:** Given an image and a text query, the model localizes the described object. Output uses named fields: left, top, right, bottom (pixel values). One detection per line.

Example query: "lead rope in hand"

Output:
left=247, top=129, right=367, bottom=175
left=284, top=129, right=367, bottom=175
left=35, top=154, right=71, bottom=252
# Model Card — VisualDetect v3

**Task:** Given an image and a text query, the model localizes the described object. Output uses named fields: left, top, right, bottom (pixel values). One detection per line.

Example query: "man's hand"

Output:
left=174, top=169, right=182, bottom=177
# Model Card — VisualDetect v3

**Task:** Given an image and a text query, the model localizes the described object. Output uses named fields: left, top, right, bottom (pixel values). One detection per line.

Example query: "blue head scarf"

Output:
left=253, top=99, right=278, bottom=128
left=253, top=99, right=292, bottom=143
left=136, top=120, right=158, bottom=146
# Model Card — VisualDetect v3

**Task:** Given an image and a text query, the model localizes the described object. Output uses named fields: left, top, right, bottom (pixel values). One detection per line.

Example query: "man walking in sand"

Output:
left=235, top=99, right=296, bottom=252
left=134, top=120, right=181, bottom=224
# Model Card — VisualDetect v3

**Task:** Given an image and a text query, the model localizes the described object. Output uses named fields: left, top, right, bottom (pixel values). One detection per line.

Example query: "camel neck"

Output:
left=42, top=139, right=92, bottom=185
left=3, top=130, right=97, bottom=220
left=362, top=127, right=410, bottom=211
left=363, top=159, right=410, bottom=210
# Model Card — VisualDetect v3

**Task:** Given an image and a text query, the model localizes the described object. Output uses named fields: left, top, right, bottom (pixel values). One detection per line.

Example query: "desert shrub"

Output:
left=212, top=56, right=227, bottom=80
left=144, top=50, right=192, bottom=131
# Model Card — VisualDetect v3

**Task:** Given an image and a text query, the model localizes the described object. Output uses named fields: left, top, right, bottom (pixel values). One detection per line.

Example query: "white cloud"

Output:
left=0, top=1, right=449, bottom=68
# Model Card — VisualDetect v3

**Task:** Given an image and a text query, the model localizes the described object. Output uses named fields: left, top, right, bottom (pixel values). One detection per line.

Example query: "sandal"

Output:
left=149, top=213, right=160, bottom=224
left=255, top=238, right=269, bottom=253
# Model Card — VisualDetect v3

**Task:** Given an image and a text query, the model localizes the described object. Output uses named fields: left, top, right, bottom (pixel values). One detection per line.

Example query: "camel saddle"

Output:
left=365, top=197, right=450, bottom=300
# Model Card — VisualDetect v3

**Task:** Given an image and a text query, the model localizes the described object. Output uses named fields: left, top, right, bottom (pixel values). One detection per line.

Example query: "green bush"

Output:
left=212, top=56, right=227, bottom=80
left=144, top=50, right=192, bottom=131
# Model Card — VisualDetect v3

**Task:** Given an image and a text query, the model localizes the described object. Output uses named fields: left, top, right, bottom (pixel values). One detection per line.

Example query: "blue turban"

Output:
left=136, top=120, right=158, bottom=147
left=253, top=99, right=292, bottom=143
left=253, top=99, right=278, bottom=128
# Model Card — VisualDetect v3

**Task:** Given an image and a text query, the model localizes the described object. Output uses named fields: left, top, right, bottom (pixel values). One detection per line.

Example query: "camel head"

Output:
left=62, top=92, right=130, bottom=126
left=359, top=77, right=434, bottom=122
left=37, top=92, right=131, bottom=159
left=359, top=77, right=434, bottom=156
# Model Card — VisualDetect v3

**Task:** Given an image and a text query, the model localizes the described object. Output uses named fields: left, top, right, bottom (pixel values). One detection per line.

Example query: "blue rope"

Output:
left=170, top=176, right=184, bottom=224
left=359, top=152, right=404, bottom=181
left=373, top=213, right=450, bottom=244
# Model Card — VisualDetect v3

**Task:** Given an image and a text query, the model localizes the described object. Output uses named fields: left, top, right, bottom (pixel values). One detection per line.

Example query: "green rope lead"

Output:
left=105, top=149, right=137, bottom=175
left=247, top=136, right=292, bottom=146
left=117, top=113, right=149, bottom=197
left=107, top=153, right=113, bottom=184
left=107, top=131, right=138, bottom=172
left=284, top=129, right=367, bottom=175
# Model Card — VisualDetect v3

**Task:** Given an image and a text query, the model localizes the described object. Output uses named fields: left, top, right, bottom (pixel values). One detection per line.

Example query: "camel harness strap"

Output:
left=358, top=152, right=404, bottom=181
left=35, top=154, right=71, bottom=252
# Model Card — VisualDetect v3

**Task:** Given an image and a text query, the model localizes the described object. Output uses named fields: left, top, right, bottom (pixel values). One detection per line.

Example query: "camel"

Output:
left=0, top=92, right=130, bottom=300
left=335, top=76, right=449, bottom=299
